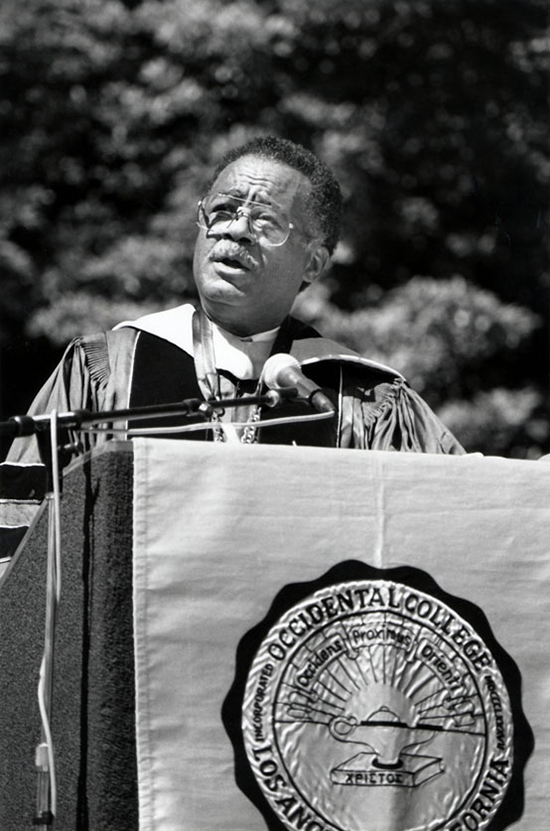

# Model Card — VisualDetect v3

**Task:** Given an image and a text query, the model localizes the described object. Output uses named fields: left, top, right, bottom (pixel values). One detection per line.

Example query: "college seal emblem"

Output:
left=224, top=563, right=531, bottom=831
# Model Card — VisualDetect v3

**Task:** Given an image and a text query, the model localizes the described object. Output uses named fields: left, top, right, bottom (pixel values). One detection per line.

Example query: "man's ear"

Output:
left=302, top=243, right=331, bottom=287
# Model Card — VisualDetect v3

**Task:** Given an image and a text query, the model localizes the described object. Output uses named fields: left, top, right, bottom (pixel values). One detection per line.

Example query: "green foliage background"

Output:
left=1, top=0, right=548, bottom=457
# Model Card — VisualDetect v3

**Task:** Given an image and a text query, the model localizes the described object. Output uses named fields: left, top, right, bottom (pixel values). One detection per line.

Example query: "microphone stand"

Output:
left=33, top=416, right=63, bottom=828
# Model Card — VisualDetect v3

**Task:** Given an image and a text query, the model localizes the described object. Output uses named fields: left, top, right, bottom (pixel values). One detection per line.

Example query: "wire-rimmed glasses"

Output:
left=197, top=193, right=294, bottom=246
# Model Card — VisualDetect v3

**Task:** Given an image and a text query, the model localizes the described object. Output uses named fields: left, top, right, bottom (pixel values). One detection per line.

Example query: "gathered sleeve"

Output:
left=0, top=329, right=136, bottom=572
left=341, top=374, right=465, bottom=454
left=5, top=336, right=104, bottom=466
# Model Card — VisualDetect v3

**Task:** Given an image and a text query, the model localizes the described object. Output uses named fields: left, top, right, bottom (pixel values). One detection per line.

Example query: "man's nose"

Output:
left=223, top=212, right=255, bottom=243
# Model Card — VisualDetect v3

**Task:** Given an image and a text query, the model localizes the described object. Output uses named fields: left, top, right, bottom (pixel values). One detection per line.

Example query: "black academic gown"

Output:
left=0, top=306, right=464, bottom=562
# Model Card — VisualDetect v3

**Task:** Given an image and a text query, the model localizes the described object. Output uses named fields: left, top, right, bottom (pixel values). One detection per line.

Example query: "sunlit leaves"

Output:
left=1, top=0, right=548, bottom=455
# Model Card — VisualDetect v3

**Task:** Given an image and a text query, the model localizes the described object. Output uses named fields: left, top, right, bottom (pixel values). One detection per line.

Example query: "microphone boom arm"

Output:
left=0, top=388, right=299, bottom=439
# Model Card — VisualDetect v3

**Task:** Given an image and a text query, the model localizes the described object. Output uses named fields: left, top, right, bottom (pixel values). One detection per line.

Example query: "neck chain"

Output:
left=192, top=308, right=265, bottom=443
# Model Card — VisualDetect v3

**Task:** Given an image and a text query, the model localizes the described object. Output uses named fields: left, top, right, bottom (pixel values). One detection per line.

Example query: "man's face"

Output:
left=193, top=155, right=328, bottom=336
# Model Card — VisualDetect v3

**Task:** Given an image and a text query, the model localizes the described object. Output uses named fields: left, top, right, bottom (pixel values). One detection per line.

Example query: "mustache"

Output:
left=209, top=241, right=258, bottom=270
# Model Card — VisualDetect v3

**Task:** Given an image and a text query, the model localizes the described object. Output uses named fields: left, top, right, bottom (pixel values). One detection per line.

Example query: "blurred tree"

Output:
left=0, top=0, right=548, bottom=456
left=294, top=275, right=545, bottom=456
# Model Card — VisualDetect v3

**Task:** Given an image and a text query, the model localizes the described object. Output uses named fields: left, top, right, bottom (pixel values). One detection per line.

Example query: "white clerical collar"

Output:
left=217, top=324, right=280, bottom=344
left=211, top=321, right=279, bottom=379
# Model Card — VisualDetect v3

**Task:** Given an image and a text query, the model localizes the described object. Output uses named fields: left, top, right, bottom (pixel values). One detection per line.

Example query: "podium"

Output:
left=0, top=440, right=549, bottom=831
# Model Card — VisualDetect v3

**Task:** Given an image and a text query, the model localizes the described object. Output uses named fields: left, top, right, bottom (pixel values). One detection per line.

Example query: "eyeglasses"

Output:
left=197, top=193, right=294, bottom=246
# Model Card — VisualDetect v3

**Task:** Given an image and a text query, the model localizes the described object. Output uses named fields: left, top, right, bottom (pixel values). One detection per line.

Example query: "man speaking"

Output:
left=5, top=136, right=463, bottom=452
left=0, top=136, right=463, bottom=556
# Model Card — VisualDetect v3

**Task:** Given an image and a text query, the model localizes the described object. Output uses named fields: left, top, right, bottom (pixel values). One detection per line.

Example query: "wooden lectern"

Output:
left=0, top=440, right=548, bottom=831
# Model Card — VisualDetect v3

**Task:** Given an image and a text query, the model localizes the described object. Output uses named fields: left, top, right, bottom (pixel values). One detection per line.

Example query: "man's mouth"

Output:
left=216, top=257, right=249, bottom=270
left=210, top=244, right=256, bottom=272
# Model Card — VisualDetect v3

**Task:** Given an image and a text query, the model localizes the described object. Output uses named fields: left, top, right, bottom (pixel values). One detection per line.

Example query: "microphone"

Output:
left=262, top=354, right=336, bottom=415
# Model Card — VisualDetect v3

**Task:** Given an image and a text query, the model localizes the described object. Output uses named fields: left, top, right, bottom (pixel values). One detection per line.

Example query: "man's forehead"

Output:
left=211, top=155, right=311, bottom=205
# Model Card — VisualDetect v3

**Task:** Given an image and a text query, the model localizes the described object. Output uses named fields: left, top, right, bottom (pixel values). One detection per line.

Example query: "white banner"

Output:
left=132, top=439, right=550, bottom=831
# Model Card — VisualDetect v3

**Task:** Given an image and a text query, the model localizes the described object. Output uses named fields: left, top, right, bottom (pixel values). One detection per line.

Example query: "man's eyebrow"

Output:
left=218, top=189, right=275, bottom=207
